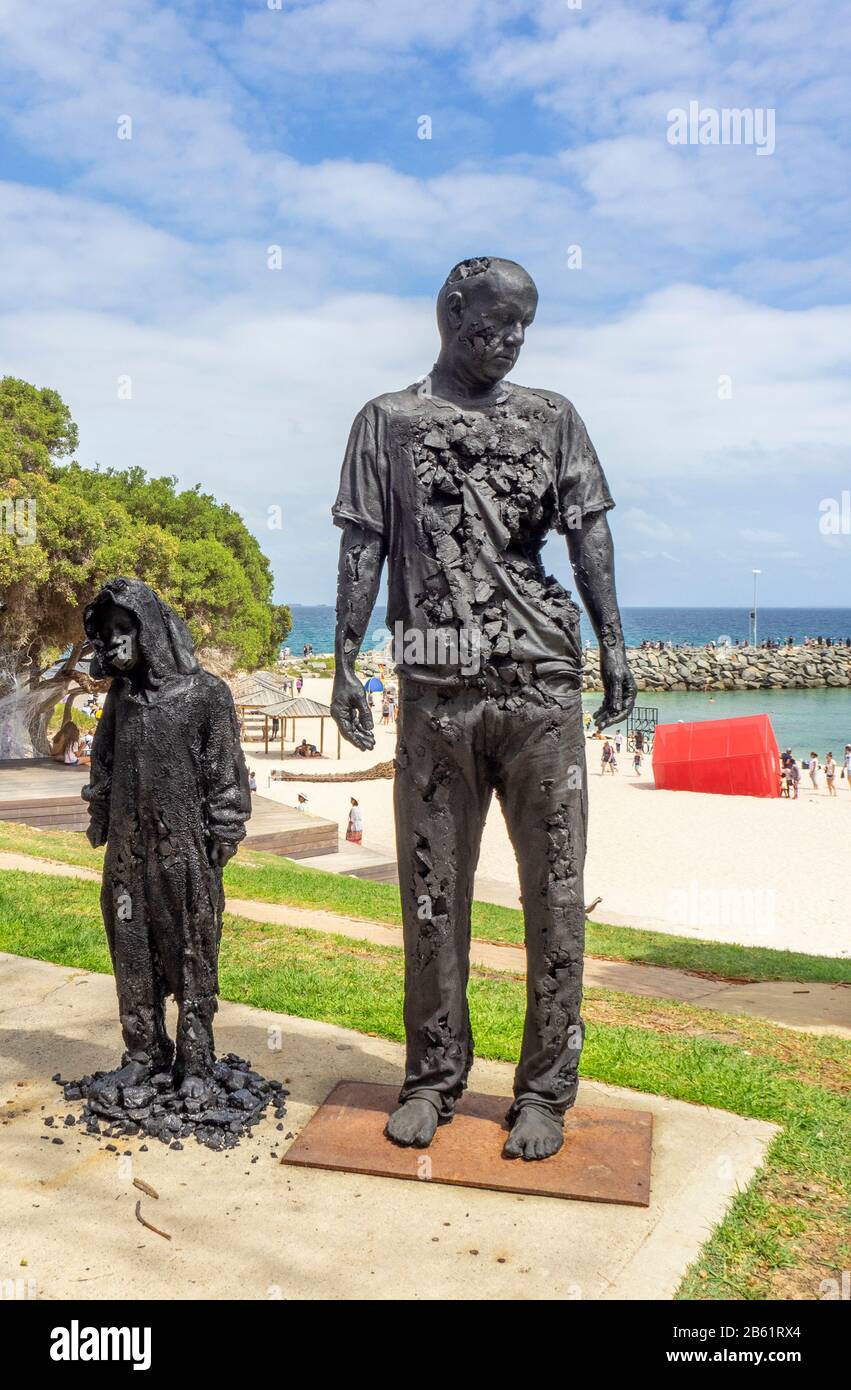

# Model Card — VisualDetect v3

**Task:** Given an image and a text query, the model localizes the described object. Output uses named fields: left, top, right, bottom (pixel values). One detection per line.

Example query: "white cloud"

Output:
left=471, top=4, right=708, bottom=124
left=0, top=0, right=847, bottom=605
left=3, top=278, right=848, bottom=601
left=1, top=0, right=845, bottom=309
left=523, top=285, right=851, bottom=483
left=468, top=0, right=851, bottom=288
left=235, top=0, right=524, bottom=75
left=739, top=529, right=786, bottom=545
left=622, top=509, right=679, bottom=543
left=620, top=549, right=681, bottom=565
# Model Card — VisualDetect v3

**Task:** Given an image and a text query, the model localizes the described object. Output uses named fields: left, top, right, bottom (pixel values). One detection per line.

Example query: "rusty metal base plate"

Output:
left=281, top=1081, right=653, bottom=1206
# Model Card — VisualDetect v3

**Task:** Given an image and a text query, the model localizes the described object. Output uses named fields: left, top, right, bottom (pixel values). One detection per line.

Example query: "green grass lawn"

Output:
left=0, top=868, right=848, bottom=1301
left=1, top=819, right=848, bottom=985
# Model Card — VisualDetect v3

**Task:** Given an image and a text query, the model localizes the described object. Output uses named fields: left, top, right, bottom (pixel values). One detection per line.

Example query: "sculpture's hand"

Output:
left=87, top=821, right=108, bottom=848
left=208, top=839, right=237, bottom=869
left=331, top=671, right=375, bottom=752
left=593, top=646, right=637, bottom=731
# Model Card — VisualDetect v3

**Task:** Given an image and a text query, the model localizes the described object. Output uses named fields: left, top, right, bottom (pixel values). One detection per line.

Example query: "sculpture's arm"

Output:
left=203, top=681, right=252, bottom=867
left=82, top=685, right=116, bottom=846
left=566, top=509, right=636, bottom=730
left=331, top=521, right=385, bottom=751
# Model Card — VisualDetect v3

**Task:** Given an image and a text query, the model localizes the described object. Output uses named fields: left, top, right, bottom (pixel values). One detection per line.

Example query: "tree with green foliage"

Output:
left=0, top=376, right=79, bottom=474
left=1, top=377, right=291, bottom=754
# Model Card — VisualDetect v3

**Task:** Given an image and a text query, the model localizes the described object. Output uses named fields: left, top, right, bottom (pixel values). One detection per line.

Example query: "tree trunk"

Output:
left=26, top=688, right=65, bottom=758
left=0, top=641, right=99, bottom=760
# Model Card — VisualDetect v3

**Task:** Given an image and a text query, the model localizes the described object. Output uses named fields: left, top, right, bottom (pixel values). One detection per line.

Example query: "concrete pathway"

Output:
left=1, top=852, right=848, bottom=1037
left=0, top=951, right=777, bottom=1301
left=298, top=840, right=398, bottom=879
left=0, top=851, right=101, bottom=879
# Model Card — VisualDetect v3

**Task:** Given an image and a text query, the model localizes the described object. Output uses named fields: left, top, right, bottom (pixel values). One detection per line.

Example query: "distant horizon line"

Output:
left=286, top=602, right=851, bottom=611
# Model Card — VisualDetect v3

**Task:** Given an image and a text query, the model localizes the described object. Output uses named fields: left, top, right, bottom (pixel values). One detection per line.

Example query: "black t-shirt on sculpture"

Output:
left=333, top=381, right=614, bottom=688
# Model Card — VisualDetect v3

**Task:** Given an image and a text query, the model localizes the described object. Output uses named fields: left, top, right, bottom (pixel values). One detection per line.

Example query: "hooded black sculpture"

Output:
left=82, top=577, right=251, bottom=1100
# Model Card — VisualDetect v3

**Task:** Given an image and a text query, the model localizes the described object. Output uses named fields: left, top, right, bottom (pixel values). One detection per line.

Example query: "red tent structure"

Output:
left=652, top=714, right=781, bottom=798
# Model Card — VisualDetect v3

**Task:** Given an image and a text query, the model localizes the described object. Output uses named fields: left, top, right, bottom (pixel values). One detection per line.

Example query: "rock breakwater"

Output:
left=582, top=645, right=851, bottom=693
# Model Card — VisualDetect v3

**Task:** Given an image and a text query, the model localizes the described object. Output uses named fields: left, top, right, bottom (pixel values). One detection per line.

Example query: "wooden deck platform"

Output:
left=0, top=759, right=90, bottom=830
left=244, top=795, right=338, bottom=859
left=0, top=761, right=338, bottom=858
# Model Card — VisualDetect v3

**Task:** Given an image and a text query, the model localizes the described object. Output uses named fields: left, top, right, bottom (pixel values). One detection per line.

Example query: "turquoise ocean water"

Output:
left=286, top=606, right=851, bottom=758
left=580, top=687, right=851, bottom=763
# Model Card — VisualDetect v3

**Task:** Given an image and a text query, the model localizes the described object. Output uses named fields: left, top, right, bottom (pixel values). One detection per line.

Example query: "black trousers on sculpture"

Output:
left=394, top=676, right=587, bottom=1123
left=102, top=845, right=224, bottom=1081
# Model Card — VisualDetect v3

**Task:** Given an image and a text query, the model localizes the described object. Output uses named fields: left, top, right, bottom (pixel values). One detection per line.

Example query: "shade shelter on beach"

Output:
left=231, top=672, right=294, bottom=709
left=250, top=695, right=340, bottom=759
left=232, top=673, right=294, bottom=742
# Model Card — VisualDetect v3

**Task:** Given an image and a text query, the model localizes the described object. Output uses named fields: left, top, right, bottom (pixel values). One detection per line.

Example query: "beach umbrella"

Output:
left=364, top=676, right=384, bottom=692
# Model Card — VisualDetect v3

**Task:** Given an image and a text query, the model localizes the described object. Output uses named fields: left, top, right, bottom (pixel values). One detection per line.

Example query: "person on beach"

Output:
left=843, top=744, right=851, bottom=788
left=249, top=768, right=257, bottom=793
left=346, top=797, right=363, bottom=844
left=601, top=739, right=614, bottom=774
left=632, top=748, right=642, bottom=776
left=53, top=721, right=90, bottom=767
left=51, top=720, right=76, bottom=762
left=296, top=675, right=303, bottom=695
left=786, top=757, right=799, bottom=799
left=808, top=752, right=819, bottom=790
left=65, top=725, right=89, bottom=766
left=825, top=752, right=837, bottom=797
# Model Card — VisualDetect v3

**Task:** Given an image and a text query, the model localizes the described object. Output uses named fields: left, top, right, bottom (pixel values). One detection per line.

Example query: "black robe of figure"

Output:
left=82, top=578, right=251, bottom=1080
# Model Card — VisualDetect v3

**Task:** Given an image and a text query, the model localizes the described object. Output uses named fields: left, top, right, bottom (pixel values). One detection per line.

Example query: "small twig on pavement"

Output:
left=134, top=1200, right=171, bottom=1241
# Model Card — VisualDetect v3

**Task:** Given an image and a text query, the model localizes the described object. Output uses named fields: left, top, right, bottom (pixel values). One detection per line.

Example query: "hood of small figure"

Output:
left=84, top=577, right=200, bottom=685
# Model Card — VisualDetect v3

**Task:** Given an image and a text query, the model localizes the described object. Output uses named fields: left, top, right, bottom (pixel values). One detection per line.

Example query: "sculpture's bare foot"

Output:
left=385, top=1097, right=439, bottom=1148
left=178, top=1074, right=213, bottom=1104
left=504, top=1108, right=563, bottom=1161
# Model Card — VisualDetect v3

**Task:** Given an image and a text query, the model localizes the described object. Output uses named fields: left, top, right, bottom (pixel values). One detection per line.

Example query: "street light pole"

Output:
left=752, top=569, right=761, bottom=647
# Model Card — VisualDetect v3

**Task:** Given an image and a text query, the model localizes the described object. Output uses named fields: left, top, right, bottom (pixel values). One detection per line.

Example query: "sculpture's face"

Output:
left=95, top=598, right=140, bottom=672
left=445, top=265, right=538, bottom=387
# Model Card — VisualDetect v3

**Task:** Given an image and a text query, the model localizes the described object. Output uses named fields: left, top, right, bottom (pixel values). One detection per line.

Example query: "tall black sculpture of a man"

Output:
left=331, top=258, right=635, bottom=1160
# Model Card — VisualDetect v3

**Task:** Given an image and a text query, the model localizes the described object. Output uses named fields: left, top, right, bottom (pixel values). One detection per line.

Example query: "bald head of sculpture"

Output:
left=435, top=257, right=538, bottom=392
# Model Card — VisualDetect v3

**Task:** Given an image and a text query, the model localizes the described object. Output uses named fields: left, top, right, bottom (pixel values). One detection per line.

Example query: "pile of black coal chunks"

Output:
left=56, top=1054, right=288, bottom=1152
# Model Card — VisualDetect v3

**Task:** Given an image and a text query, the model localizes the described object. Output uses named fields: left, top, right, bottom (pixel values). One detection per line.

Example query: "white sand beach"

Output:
left=243, top=676, right=849, bottom=960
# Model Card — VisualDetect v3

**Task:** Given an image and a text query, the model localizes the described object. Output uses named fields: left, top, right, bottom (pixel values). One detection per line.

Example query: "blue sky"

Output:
left=1, top=0, right=849, bottom=606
